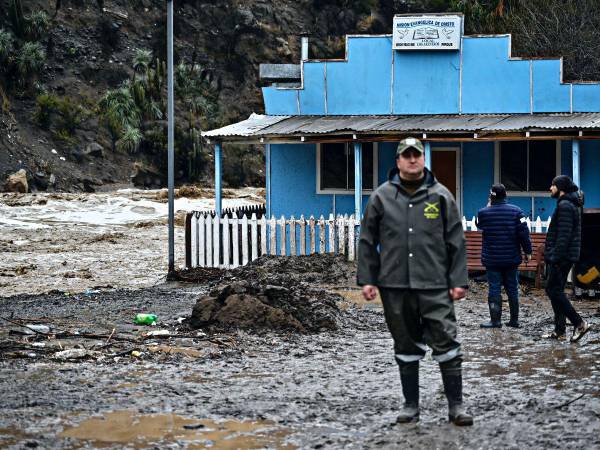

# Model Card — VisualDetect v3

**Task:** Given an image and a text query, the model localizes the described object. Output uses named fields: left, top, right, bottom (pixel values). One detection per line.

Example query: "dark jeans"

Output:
left=545, top=262, right=583, bottom=334
left=487, top=268, right=519, bottom=299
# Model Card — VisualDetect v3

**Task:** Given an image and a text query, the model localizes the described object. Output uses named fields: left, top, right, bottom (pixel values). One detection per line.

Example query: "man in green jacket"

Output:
left=357, top=137, right=473, bottom=426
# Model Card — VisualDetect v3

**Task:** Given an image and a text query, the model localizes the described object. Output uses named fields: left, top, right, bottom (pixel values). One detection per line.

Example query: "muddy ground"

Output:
left=1, top=255, right=599, bottom=449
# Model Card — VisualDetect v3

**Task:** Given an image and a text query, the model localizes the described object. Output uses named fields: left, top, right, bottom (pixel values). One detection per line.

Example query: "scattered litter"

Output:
left=176, top=317, right=186, bottom=324
left=51, top=149, right=57, bottom=154
left=183, top=423, right=205, bottom=430
left=144, top=330, right=170, bottom=337
left=23, top=324, right=51, bottom=334
left=54, top=349, right=91, bottom=360
left=131, top=350, right=142, bottom=358
left=31, top=342, right=46, bottom=348
left=134, top=313, right=157, bottom=325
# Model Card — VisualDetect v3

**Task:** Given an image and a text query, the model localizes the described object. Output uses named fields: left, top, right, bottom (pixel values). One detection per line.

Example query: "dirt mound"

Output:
left=190, top=279, right=345, bottom=333
left=175, top=254, right=356, bottom=286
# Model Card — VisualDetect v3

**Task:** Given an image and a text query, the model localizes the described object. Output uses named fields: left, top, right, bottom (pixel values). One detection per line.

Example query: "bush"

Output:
left=0, top=29, right=14, bottom=64
left=34, top=93, right=58, bottom=128
left=116, top=125, right=142, bottom=154
left=25, top=11, right=50, bottom=41
left=16, top=41, right=45, bottom=80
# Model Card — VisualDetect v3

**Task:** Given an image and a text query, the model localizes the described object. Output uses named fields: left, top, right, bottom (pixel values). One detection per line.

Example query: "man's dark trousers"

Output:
left=545, top=262, right=583, bottom=334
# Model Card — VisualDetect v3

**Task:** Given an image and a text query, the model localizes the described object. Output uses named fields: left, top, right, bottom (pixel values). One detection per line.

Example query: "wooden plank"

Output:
left=241, top=215, right=249, bottom=265
left=206, top=215, right=213, bottom=267
left=213, top=215, right=220, bottom=268
left=318, top=215, right=326, bottom=254
left=289, top=216, right=296, bottom=256
left=269, top=215, right=277, bottom=256
left=328, top=214, right=335, bottom=254
left=222, top=215, right=230, bottom=269
left=309, top=216, right=316, bottom=254
left=198, top=214, right=205, bottom=267
left=339, top=214, right=346, bottom=255
left=348, top=215, right=355, bottom=261
left=299, top=215, right=306, bottom=256
left=279, top=215, right=287, bottom=256
left=232, top=216, right=239, bottom=268
left=251, top=213, right=258, bottom=261
left=260, top=216, right=267, bottom=257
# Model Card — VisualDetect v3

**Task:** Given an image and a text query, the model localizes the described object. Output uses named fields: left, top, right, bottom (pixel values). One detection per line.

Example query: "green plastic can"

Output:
left=134, top=313, right=157, bottom=325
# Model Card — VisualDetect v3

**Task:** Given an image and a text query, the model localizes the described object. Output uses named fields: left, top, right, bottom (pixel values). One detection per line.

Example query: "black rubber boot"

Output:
left=396, top=362, right=419, bottom=423
left=480, top=297, right=502, bottom=328
left=441, top=368, right=473, bottom=426
left=505, top=297, right=520, bottom=328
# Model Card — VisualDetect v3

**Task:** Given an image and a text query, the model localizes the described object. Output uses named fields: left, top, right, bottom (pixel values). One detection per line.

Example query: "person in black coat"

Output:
left=476, top=184, right=532, bottom=328
left=544, top=175, right=590, bottom=342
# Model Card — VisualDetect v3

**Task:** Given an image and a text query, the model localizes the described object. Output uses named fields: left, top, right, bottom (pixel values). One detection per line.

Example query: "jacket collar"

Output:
left=388, top=167, right=437, bottom=197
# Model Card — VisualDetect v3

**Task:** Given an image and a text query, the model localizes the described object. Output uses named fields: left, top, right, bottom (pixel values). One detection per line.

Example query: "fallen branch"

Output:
left=553, top=393, right=585, bottom=409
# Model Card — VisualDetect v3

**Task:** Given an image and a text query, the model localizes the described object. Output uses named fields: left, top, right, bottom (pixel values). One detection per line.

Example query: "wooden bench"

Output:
left=465, top=231, right=547, bottom=287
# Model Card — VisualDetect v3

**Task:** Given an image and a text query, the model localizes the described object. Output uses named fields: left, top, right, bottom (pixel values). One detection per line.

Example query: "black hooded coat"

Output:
left=544, top=191, right=583, bottom=264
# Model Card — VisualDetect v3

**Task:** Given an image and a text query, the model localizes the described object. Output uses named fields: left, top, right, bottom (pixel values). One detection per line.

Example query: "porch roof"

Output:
left=203, top=112, right=600, bottom=142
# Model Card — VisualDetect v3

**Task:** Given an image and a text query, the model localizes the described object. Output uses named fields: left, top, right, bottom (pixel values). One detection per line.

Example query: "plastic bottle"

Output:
left=134, top=313, right=157, bottom=325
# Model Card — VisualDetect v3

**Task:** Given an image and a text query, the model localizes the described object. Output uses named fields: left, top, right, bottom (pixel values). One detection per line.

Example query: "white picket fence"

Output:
left=187, top=213, right=552, bottom=269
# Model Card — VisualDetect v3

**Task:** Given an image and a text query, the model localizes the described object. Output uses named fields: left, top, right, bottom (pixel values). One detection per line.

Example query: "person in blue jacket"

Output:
left=476, top=184, right=532, bottom=328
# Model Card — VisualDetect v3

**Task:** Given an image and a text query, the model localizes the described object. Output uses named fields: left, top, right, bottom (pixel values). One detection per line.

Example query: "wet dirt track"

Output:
left=1, top=279, right=599, bottom=449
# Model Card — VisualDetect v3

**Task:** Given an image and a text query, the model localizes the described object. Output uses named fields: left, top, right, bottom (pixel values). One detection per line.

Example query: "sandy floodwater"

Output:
left=0, top=188, right=264, bottom=297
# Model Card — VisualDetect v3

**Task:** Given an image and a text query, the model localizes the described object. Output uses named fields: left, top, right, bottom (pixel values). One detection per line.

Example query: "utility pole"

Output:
left=167, top=0, right=175, bottom=275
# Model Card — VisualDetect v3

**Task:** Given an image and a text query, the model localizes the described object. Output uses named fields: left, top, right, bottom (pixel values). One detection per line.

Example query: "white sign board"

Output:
left=393, top=15, right=462, bottom=51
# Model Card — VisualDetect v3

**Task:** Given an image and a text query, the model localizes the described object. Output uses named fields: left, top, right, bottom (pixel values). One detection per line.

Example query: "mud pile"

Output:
left=189, top=255, right=357, bottom=332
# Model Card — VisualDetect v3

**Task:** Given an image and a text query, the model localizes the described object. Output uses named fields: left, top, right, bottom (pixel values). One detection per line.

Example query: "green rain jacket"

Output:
left=357, top=167, right=468, bottom=290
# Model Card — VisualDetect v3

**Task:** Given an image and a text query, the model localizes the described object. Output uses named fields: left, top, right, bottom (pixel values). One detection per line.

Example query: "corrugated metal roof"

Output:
left=202, top=113, right=600, bottom=139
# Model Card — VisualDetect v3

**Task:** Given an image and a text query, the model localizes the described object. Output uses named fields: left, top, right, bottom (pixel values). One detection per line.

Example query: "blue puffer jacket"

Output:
left=476, top=200, right=533, bottom=269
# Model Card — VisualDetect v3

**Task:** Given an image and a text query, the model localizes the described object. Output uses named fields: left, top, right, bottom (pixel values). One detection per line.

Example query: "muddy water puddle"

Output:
left=60, top=410, right=294, bottom=449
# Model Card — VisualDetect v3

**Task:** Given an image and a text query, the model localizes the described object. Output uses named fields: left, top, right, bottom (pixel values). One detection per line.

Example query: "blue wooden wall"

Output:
left=263, top=34, right=600, bottom=219
left=262, top=35, right=600, bottom=115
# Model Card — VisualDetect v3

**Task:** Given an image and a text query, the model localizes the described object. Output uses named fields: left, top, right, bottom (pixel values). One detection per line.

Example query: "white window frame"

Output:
left=316, top=142, right=379, bottom=194
left=494, top=140, right=561, bottom=197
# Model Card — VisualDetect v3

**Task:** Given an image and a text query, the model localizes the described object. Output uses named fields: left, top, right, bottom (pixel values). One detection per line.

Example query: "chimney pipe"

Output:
left=301, top=36, right=309, bottom=61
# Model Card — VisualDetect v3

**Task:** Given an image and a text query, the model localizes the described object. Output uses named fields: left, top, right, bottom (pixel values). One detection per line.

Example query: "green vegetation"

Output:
left=16, top=42, right=45, bottom=80
left=34, top=93, right=87, bottom=142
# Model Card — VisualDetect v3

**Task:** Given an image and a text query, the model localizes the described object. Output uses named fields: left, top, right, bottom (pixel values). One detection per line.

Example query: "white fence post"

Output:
left=299, top=215, right=306, bottom=256
left=232, top=215, right=239, bottom=268
left=535, top=216, right=543, bottom=233
left=278, top=215, right=287, bottom=256
left=222, top=215, right=230, bottom=269
left=260, top=216, right=267, bottom=257
left=213, top=215, right=220, bottom=268
left=308, top=216, right=316, bottom=254
left=206, top=215, right=213, bottom=267
left=338, top=215, right=346, bottom=255
left=190, top=214, right=198, bottom=268
left=269, top=215, right=277, bottom=255
left=318, top=215, right=326, bottom=254
left=241, top=215, right=249, bottom=265
left=289, top=215, right=296, bottom=256
left=198, top=214, right=206, bottom=268
left=348, top=215, right=356, bottom=261
left=251, top=213, right=258, bottom=261
left=328, top=213, right=335, bottom=254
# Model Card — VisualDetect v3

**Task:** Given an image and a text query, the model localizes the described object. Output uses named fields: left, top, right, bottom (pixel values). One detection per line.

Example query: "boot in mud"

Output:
left=441, top=368, right=473, bottom=427
left=481, top=297, right=502, bottom=328
left=396, top=362, right=419, bottom=423
left=505, top=297, right=520, bottom=328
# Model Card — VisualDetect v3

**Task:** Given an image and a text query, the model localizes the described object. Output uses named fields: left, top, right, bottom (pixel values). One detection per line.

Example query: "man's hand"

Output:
left=449, top=287, right=467, bottom=301
left=524, top=253, right=532, bottom=262
left=362, top=285, right=378, bottom=301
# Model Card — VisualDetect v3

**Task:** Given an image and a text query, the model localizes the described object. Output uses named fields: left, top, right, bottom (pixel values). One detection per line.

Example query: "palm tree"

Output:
left=99, top=85, right=140, bottom=151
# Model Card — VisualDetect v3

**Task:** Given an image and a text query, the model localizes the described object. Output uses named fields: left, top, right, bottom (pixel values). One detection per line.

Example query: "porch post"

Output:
left=572, top=139, right=580, bottom=187
left=215, top=141, right=222, bottom=215
left=266, top=143, right=271, bottom=218
left=424, top=141, right=431, bottom=169
left=354, top=142, right=362, bottom=218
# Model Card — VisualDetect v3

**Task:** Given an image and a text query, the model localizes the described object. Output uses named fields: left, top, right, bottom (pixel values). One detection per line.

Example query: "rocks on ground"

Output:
left=4, top=169, right=28, bottom=193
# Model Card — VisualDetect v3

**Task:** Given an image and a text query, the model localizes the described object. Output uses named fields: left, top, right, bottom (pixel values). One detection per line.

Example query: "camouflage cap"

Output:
left=396, top=137, right=425, bottom=157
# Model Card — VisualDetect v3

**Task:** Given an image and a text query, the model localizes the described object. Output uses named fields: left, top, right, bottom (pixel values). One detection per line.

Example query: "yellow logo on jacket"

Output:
left=424, top=202, right=440, bottom=219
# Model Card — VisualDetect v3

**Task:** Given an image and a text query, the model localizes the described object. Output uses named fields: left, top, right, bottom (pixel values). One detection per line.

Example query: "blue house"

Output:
left=204, top=15, right=600, bottom=223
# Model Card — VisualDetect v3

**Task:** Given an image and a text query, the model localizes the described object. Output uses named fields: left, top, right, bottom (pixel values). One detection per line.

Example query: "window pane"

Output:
left=529, top=140, right=556, bottom=191
left=321, top=143, right=347, bottom=190
left=348, top=143, right=374, bottom=189
left=500, top=141, right=527, bottom=191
